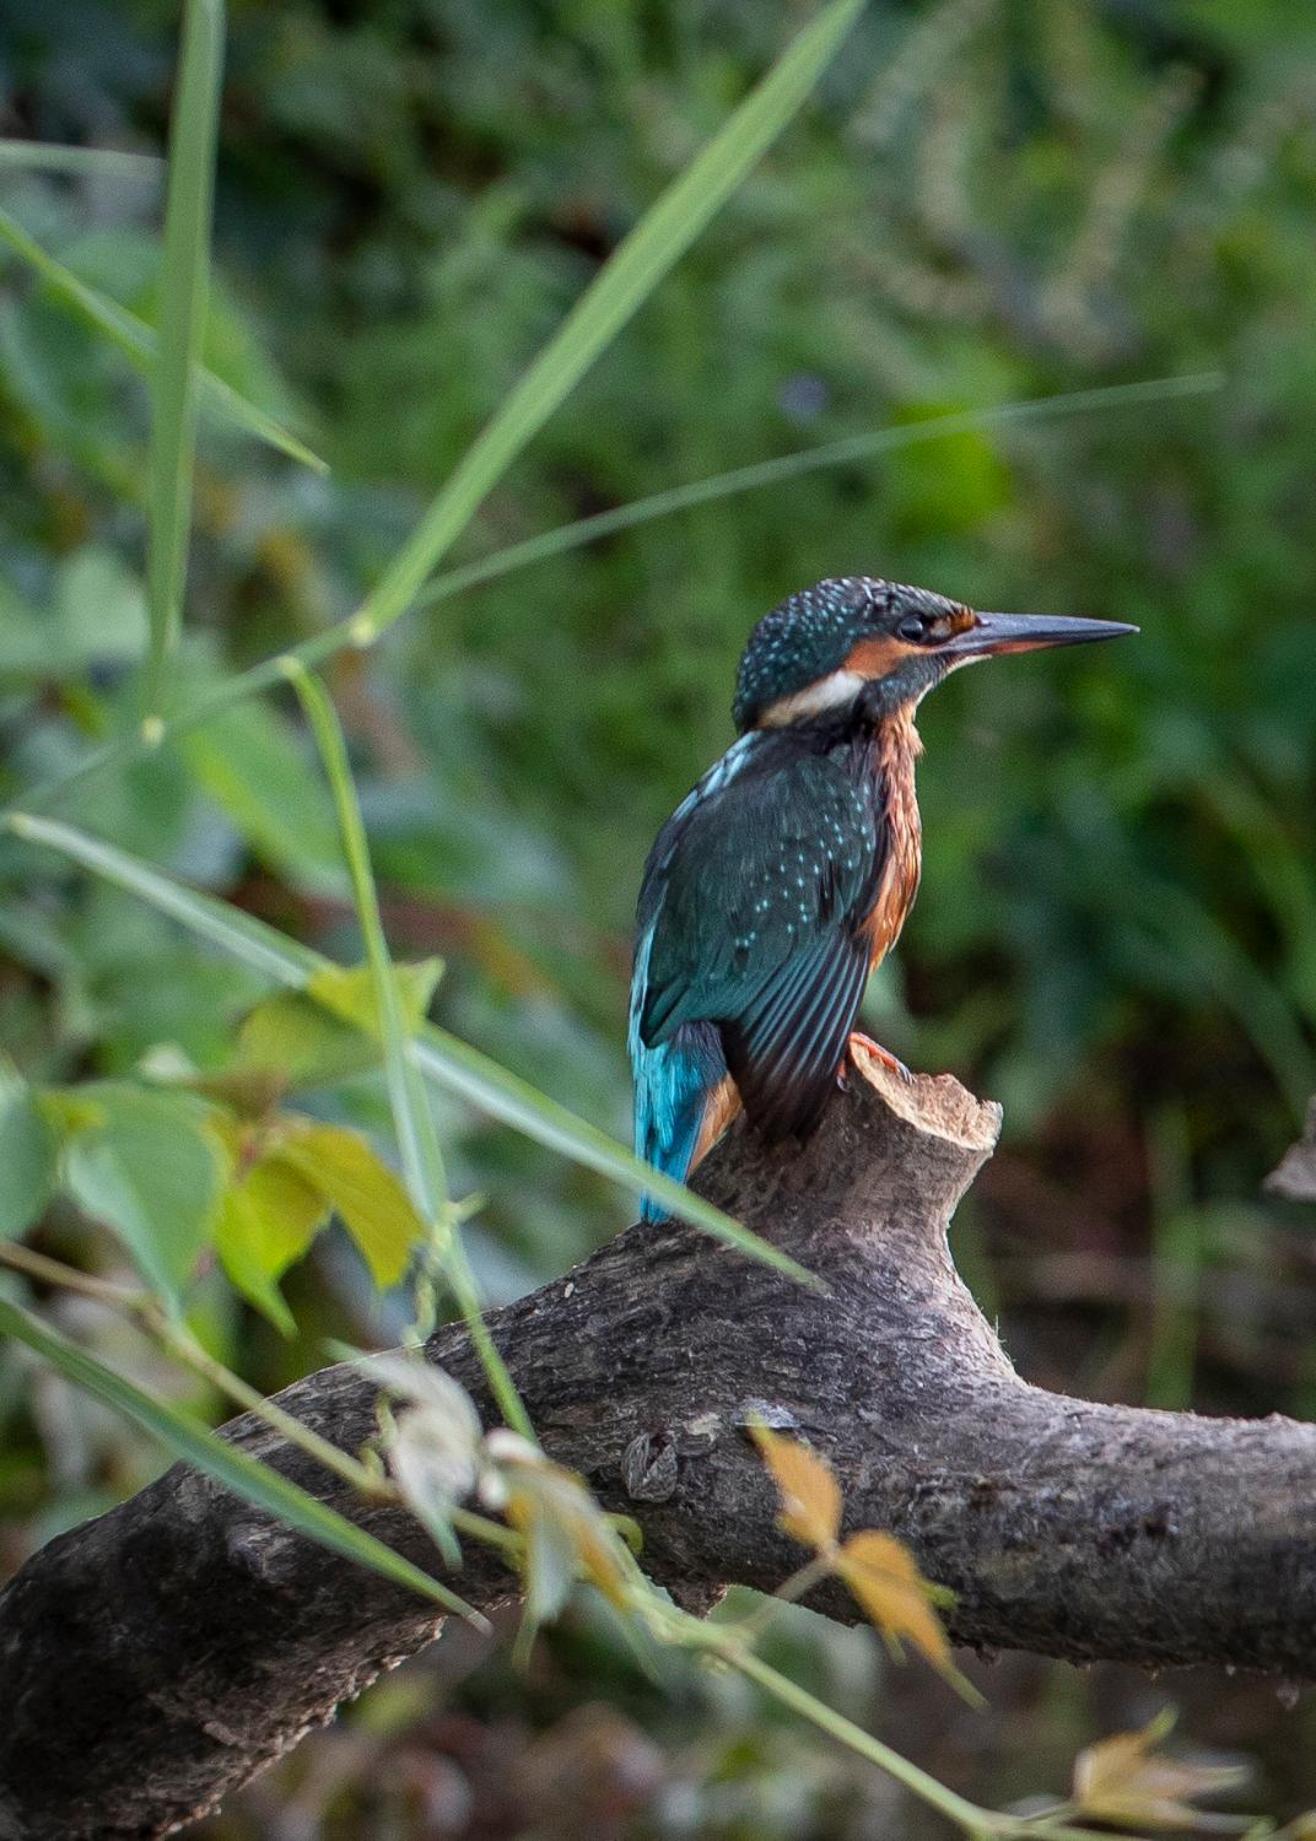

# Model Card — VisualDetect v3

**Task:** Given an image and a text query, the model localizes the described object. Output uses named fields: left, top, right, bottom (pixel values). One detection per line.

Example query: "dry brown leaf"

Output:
left=1073, top=1709, right=1251, bottom=1832
left=488, top=1436, right=634, bottom=1620
left=750, top=1424, right=843, bottom=1552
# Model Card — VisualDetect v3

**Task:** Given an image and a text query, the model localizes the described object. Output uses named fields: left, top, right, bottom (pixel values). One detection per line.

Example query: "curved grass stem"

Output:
left=286, top=660, right=535, bottom=1441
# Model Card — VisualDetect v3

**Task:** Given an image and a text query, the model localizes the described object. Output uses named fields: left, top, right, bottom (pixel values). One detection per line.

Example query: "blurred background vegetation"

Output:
left=2, top=0, right=1316, bottom=1832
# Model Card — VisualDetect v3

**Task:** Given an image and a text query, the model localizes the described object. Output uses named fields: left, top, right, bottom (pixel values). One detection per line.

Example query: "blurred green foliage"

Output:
left=2, top=0, right=1316, bottom=1831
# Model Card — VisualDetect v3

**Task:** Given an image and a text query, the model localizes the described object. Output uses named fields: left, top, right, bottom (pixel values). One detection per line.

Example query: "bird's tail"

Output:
left=632, top=1023, right=726, bottom=1223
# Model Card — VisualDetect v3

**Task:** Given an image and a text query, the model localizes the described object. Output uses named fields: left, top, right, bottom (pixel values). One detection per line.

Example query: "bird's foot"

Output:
left=839, top=1031, right=914, bottom=1089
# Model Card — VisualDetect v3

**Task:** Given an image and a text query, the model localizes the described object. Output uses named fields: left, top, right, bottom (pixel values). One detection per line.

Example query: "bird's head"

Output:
left=731, top=576, right=1136, bottom=734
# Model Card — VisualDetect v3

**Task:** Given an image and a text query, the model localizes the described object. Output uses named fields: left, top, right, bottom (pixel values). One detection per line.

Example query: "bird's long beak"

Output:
left=944, top=611, right=1139, bottom=660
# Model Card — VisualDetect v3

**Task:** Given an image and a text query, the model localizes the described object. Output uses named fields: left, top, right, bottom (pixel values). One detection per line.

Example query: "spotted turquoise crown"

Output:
left=731, top=576, right=952, bottom=732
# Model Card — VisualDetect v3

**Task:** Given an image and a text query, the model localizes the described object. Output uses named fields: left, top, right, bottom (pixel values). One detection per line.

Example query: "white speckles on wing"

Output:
left=634, top=731, right=888, bottom=1070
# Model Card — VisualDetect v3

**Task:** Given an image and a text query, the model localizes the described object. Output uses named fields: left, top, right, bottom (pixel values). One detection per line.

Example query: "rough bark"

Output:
left=2, top=1051, right=1315, bottom=1839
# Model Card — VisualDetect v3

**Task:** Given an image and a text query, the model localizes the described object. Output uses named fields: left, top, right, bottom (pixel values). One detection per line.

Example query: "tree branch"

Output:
left=3, top=1051, right=1315, bottom=1839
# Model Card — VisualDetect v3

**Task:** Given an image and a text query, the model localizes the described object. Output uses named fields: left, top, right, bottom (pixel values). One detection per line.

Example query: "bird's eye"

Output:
left=897, top=614, right=927, bottom=641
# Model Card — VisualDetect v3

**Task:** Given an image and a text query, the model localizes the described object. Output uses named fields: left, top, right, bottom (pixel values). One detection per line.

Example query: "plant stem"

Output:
left=651, top=1605, right=1140, bottom=1841
left=0, top=1242, right=389, bottom=1499
left=0, top=1242, right=532, bottom=1584
left=441, top=1237, right=534, bottom=1438
left=0, top=1240, right=143, bottom=1309
left=286, top=659, right=536, bottom=1442
left=150, top=1314, right=392, bottom=1500
left=713, top=1638, right=996, bottom=1833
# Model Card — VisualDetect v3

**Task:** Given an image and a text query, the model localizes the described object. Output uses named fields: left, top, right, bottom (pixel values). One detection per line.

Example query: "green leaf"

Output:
left=307, top=961, right=444, bottom=1037
left=277, top=1121, right=421, bottom=1289
left=0, top=1294, right=482, bottom=1622
left=179, top=696, right=343, bottom=890
left=7, top=811, right=321, bottom=984
left=5, top=813, right=820, bottom=1288
left=235, top=991, right=375, bottom=1091
left=214, top=1153, right=328, bottom=1335
left=0, top=0, right=860, bottom=818
left=351, top=0, right=865, bottom=642
left=142, top=0, right=226, bottom=719
left=0, top=1068, right=57, bottom=1239
left=54, top=547, right=149, bottom=665
left=214, top=1188, right=296, bottom=1336
left=234, top=961, right=443, bottom=1093
left=0, top=549, right=150, bottom=684
left=0, top=204, right=327, bottom=472
left=61, top=1084, right=227, bottom=1300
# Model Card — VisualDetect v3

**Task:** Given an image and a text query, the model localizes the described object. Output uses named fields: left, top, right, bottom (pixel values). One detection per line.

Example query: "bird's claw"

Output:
left=845, top=1031, right=915, bottom=1085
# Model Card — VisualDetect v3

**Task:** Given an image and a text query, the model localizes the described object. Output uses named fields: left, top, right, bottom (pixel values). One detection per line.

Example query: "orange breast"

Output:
left=864, top=711, right=923, bottom=969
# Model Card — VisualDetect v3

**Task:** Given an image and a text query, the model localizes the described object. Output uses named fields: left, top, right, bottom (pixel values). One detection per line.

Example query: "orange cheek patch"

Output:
left=845, top=608, right=978, bottom=677
left=843, top=635, right=909, bottom=677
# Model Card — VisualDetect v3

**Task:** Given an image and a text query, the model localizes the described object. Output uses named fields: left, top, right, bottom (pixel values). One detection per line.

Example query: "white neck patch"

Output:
left=757, top=669, right=865, bottom=729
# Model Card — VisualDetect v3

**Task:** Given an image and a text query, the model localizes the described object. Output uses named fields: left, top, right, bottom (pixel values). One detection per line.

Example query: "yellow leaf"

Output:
left=750, top=1423, right=842, bottom=1552
left=837, top=1530, right=953, bottom=1673
left=214, top=1151, right=329, bottom=1335
left=278, top=1120, right=423, bottom=1288
left=1073, top=1709, right=1252, bottom=1832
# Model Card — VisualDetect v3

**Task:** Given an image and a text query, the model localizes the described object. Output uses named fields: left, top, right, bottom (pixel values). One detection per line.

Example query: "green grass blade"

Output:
left=142, top=0, right=226, bottom=724
left=286, top=664, right=451, bottom=1222
left=405, top=1021, right=810, bottom=1267
left=5, top=811, right=818, bottom=1286
left=0, top=205, right=327, bottom=472
left=351, top=0, right=864, bottom=644
left=416, top=374, right=1225, bottom=611
left=6, top=809, right=312, bottom=986
left=9, top=368, right=1219, bottom=826
left=287, top=664, right=537, bottom=1433
left=0, top=140, right=163, bottom=183
left=0, top=1294, right=482, bottom=1622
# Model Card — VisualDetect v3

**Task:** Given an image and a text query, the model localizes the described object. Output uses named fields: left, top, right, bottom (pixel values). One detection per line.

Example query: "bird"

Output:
left=629, top=575, right=1135, bottom=1220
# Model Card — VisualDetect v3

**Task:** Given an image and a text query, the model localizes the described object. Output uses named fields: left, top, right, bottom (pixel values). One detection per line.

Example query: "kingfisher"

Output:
left=629, top=575, right=1135, bottom=1219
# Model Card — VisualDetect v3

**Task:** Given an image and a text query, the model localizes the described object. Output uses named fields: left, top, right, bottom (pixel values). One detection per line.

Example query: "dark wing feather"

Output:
left=723, top=924, right=872, bottom=1138
left=636, top=735, right=884, bottom=1141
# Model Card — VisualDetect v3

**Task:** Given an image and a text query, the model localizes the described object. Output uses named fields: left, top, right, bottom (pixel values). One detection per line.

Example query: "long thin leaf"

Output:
left=5, top=811, right=817, bottom=1286
left=0, top=205, right=327, bottom=472
left=416, top=374, right=1224, bottom=612
left=10, top=368, right=1218, bottom=826
left=0, top=1294, right=483, bottom=1622
left=142, top=0, right=226, bottom=722
left=287, top=664, right=536, bottom=1433
left=286, top=665, right=450, bottom=1224
left=0, top=140, right=164, bottom=183
left=351, top=0, right=864, bottom=642
left=7, top=810, right=313, bottom=985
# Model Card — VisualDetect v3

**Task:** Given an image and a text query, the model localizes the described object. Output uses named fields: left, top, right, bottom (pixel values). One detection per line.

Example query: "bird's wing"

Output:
left=634, top=738, right=884, bottom=1141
